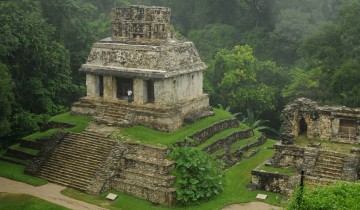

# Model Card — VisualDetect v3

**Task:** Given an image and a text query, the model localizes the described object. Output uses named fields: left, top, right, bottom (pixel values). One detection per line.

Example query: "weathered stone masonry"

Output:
left=72, top=5, right=212, bottom=132
left=281, top=98, right=360, bottom=144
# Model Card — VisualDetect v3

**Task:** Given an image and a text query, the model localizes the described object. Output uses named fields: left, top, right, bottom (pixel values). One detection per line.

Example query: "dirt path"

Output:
left=222, top=202, right=282, bottom=210
left=0, top=177, right=106, bottom=210
left=0, top=177, right=282, bottom=210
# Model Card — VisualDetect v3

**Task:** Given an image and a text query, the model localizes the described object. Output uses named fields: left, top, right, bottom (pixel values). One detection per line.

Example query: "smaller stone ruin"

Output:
left=251, top=98, right=360, bottom=195
left=281, top=98, right=360, bottom=145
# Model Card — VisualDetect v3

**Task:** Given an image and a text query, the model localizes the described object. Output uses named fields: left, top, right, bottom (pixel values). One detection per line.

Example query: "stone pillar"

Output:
left=133, top=78, right=146, bottom=105
left=86, top=74, right=97, bottom=97
left=103, top=76, right=116, bottom=100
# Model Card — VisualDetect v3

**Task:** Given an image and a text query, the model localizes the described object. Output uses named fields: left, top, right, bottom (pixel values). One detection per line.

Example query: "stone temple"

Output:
left=72, top=5, right=212, bottom=131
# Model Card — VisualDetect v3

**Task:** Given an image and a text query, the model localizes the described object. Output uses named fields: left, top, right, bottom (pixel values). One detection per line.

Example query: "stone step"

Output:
left=317, top=157, right=344, bottom=166
left=54, top=144, right=111, bottom=157
left=66, top=134, right=113, bottom=145
left=124, top=154, right=175, bottom=175
left=40, top=163, right=96, bottom=179
left=121, top=168, right=176, bottom=188
left=111, top=178, right=175, bottom=206
left=38, top=172, right=89, bottom=191
left=305, top=176, right=336, bottom=186
left=51, top=148, right=107, bottom=161
left=125, top=142, right=170, bottom=159
left=313, top=164, right=343, bottom=173
left=39, top=167, right=92, bottom=184
left=93, top=117, right=130, bottom=127
left=81, top=131, right=110, bottom=138
left=315, top=162, right=343, bottom=169
left=311, top=171, right=342, bottom=180
left=320, top=151, right=347, bottom=158
left=45, top=157, right=102, bottom=172
left=58, top=140, right=113, bottom=151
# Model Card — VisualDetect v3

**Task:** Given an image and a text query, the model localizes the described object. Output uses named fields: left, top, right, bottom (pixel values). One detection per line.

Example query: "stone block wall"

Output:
left=251, top=169, right=300, bottom=194
left=190, top=119, right=239, bottom=145
left=270, top=144, right=305, bottom=170
left=281, top=98, right=360, bottom=144
left=268, top=144, right=360, bottom=181
left=203, top=129, right=254, bottom=154
left=88, top=141, right=177, bottom=207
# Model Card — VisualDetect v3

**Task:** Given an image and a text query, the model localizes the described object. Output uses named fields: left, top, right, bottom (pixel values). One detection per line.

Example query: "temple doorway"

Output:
left=147, top=80, right=155, bottom=103
left=98, top=75, right=104, bottom=97
left=116, top=77, right=133, bottom=100
left=299, top=117, right=307, bottom=136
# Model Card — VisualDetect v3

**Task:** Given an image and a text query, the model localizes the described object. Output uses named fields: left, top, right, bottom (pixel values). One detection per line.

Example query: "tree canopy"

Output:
left=1, top=0, right=359, bottom=141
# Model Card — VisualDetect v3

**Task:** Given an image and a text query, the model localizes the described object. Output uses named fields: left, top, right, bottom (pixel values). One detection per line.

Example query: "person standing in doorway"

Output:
left=127, top=89, right=133, bottom=103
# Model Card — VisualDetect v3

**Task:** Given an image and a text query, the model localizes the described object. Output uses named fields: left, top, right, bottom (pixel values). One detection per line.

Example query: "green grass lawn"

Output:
left=0, top=160, right=47, bottom=186
left=115, top=108, right=235, bottom=146
left=61, top=139, right=283, bottom=210
left=0, top=193, right=69, bottom=210
left=9, top=143, right=39, bottom=156
left=23, top=112, right=91, bottom=141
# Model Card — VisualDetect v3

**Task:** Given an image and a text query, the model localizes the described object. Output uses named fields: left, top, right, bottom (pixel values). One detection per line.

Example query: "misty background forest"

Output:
left=1, top=0, right=360, bottom=146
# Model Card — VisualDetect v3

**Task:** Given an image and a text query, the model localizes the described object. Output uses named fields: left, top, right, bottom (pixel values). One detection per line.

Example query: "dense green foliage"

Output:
left=169, top=147, right=224, bottom=205
left=1, top=0, right=359, bottom=143
left=287, top=182, right=360, bottom=210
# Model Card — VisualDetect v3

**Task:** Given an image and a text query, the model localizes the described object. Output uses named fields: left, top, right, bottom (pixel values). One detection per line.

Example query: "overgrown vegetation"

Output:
left=169, top=147, right=224, bottom=206
left=286, top=182, right=360, bottom=210
left=0, top=160, right=47, bottom=186
left=0, top=193, right=68, bottom=210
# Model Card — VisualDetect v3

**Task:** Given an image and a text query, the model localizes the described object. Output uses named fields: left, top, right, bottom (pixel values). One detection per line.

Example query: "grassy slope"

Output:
left=0, top=160, right=47, bottom=186
left=24, top=112, right=91, bottom=141
left=61, top=139, right=283, bottom=210
left=117, top=108, right=234, bottom=146
left=0, top=193, right=69, bottom=210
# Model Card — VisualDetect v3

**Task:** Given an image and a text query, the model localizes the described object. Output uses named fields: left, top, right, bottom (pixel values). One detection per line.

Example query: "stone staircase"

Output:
left=311, top=150, right=345, bottom=180
left=93, top=105, right=131, bottom=127
left=111, top=142, right=176, bottom=206
left=37, top=131, right=115, bottom=191
left=306, top=150, right=346, bottom=186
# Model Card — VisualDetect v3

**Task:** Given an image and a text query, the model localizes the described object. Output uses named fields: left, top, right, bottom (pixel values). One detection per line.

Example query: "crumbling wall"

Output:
left=251, top=169, right=300, bottom=194
left=270, top=144, right=305, bottom=170
left=281, top=98, right=360, bottom=144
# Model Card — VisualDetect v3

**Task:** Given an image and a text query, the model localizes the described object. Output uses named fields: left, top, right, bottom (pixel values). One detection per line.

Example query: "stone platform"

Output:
left=71, top=95, right=212, bottom=132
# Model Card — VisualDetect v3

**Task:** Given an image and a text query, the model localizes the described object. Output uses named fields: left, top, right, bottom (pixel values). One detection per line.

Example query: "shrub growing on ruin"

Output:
left=169, top=146, right=224, bottom=206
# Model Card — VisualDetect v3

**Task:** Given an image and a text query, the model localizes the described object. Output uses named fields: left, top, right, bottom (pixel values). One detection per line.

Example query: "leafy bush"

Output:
left=169, top=147, right=224, bottom=206
left=287, top=182, right=360, bottom=210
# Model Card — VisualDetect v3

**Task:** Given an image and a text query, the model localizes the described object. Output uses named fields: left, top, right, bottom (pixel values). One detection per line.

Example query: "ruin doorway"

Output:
left=299, top=117, right=307, bottom=136
left=338, top=119, right=356, bottom=138
left=98, top=75, right=104, bottom=97
left=147, top=80, right=155, bottom=103
left=116, top=77, right=133, bottom=100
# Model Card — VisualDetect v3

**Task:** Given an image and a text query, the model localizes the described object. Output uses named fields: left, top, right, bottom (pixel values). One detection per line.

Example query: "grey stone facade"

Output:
left=72, top=5, right=211, bottom=132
